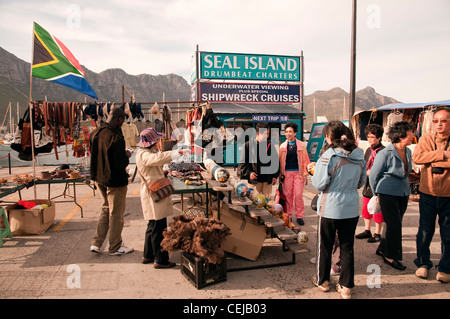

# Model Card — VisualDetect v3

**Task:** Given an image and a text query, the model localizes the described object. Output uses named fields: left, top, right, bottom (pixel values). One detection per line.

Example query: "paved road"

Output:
left=0, top=166, right=448, bottom=307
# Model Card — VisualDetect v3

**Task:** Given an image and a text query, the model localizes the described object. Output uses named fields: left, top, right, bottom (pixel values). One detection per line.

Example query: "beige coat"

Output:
left=136, top=148, right=180, bottom=220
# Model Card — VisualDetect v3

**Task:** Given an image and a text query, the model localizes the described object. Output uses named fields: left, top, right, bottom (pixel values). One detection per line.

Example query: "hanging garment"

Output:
left=150, top=102, right=160, bottom=118
left=121, top=122, right=139, bottom=148
left=422, top=109, right=435, bottom=135
left=382, top=111, right=403, bottom=142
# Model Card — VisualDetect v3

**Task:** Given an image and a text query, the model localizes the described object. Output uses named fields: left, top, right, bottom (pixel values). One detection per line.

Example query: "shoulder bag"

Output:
left=138, top=168, right=174, bottom=202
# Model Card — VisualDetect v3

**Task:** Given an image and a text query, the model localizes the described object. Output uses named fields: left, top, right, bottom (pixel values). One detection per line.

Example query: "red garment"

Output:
left=18, top=200, right=36, bottom=209
left=361, top=196, right=384, bottom=223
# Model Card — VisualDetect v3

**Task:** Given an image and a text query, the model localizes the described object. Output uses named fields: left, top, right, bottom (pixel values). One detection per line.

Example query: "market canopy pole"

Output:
left=29, top=22, right=37, bottom=198
left=349, top=0, right=357, bottom=121
left=28, top=21, right=99, bottom=196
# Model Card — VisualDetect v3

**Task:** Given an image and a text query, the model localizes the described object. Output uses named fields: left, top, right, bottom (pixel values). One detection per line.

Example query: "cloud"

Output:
left=0, top=0, right=449, bottom=102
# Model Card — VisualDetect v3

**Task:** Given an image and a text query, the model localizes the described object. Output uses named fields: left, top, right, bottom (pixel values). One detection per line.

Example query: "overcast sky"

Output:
left=0, top=0, right=449, bottom=103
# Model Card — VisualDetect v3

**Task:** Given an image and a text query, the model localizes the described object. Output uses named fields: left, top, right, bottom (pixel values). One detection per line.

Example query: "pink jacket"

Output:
left=279, top=139, right=310, bottom=180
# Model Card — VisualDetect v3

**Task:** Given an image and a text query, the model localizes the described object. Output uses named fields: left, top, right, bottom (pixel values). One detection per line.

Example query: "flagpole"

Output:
left=29, top=21, right=37, bottom=198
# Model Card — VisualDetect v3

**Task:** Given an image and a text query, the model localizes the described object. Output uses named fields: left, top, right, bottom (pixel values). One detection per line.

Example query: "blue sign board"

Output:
left=200, top=82, right=300, bottom=103
left=200, top=52, right=301, bottom=82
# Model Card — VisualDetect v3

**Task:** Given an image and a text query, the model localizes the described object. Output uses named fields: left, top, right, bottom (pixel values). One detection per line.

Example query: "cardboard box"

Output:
left=6, top=199, right=55, bottom=236
left=219, top=202, right=267, bottom=261
left=181, top=251, right=227, bottom=289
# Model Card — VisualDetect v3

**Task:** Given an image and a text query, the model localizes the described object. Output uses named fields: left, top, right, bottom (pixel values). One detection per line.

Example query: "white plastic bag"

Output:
left=368, top=196, right=381, bottom=215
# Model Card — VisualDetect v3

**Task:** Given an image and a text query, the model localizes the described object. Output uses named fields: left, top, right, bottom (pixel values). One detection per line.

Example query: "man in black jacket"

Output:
left=90, top=108, right=134, bottom=256
left=237, top=122, right=279, bottom=198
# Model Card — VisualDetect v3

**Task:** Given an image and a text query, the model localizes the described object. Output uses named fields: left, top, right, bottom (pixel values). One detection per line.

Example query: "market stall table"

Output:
left=0, top=183, right=26, bottom=202
left=35, top=177, right=95, bottom=218
left=199, top=172, right=309, bottom=272
left=171, top=177, right=213, bottom=217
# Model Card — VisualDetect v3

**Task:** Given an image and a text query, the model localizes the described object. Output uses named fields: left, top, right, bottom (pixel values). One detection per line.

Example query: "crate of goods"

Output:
left=6, top=199, right=55, bottom=236
left=181, top=251, right=227, bottom=289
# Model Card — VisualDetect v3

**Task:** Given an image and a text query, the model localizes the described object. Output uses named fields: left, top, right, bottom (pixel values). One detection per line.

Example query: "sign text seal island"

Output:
left=200, top=52, right=301, bottom=81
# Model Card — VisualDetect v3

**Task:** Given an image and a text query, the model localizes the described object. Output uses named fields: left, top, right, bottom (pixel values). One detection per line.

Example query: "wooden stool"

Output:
left=0, top=207, right=12, bottom=247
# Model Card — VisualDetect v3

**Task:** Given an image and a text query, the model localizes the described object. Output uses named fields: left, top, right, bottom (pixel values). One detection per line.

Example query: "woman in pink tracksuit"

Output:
left=279, top=122, right=310, bottom=225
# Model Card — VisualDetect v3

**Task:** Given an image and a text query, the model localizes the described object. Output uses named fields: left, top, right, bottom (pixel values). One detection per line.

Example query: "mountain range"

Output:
left=0, top=46, right=399, bottom=130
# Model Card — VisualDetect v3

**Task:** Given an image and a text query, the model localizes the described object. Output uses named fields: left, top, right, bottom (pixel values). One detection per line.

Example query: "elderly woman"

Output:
left=369, top=121, right=415, bottom=270
left=136, top=128, right=188, bottom=268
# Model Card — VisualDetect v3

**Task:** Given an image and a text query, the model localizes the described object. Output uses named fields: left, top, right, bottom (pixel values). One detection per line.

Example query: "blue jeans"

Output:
left=414, top=192, right=450, bottom=274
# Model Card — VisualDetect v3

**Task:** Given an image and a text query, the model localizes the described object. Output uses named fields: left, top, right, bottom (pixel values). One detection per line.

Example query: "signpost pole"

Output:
left=349, top=0, right=357, bottom=121
left=300, top=50, right=304, bottom=140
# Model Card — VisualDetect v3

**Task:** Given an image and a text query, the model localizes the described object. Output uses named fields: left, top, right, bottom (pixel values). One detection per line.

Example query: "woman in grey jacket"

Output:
left=369, top=121, right=415, bottom=270
left=311, top=121, right=366, bottom=299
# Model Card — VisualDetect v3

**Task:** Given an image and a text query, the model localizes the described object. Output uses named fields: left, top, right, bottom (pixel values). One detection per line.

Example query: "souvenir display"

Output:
left=161, top=215, right=231, bottom=264
left=297, top=231, right=309, bottom=244
left=204, top=158, right=229, bottom=183
left=265, top=200, right=275, bottom=213
left=181, top=208, right=207, bottom=219
left=247, top=187, right=259, bottom=201
left=235, top=182, right=248, bottom=198
left=253, top=194, right=267, bottom=208
left=214, top=168, right=230, bottom=183
left=281, top=213, right=290, bottom=226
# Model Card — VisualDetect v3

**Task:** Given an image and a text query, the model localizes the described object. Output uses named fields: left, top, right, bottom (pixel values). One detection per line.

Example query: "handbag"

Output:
left=311, top=194, right=319, bottom=211
left=138, top=167, right=174, bottom=202
left=147, top=178, right=175, bottom=202
left=11, top=108, right=31, bottom=152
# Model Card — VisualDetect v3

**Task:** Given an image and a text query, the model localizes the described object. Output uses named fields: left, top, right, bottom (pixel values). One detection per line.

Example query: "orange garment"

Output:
left=412, top=132, right=450, bottom=197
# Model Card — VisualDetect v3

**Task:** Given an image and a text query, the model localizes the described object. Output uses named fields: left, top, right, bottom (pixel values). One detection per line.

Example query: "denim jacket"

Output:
left=369, top=143, right=412, bottom=197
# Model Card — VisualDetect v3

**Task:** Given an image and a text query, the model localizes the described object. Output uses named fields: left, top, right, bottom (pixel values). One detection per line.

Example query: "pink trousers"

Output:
left=283, top=170, right=305, bottom=219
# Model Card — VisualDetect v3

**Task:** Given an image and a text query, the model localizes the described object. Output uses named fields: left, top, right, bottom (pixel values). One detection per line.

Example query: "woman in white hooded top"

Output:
left=310, top=121, right=366, bottom=299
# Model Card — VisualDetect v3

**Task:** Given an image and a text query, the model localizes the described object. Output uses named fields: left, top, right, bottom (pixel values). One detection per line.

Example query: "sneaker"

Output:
left=355, top=229, right=371, bottom=239
left=436, top=272, right=450, bottom=283
left=336, top=284, right=351, bottom=299
left=415, top=267, right=429, bottom=279
left=312, top=276, right=330, bottom=292
left=367, top=233, right=381, bottom=243
left=90, top=245, right=101, bottom=253
left=296, top=218, right=305, bottom=225
left=330, top=267, right=341, bottom=276
left=109, top=243, right=134, bottom=256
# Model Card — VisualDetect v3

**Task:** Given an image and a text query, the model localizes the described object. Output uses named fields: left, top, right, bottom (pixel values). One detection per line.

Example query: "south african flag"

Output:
left=32, top=22, right=98, bottom=99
